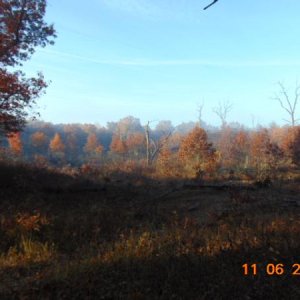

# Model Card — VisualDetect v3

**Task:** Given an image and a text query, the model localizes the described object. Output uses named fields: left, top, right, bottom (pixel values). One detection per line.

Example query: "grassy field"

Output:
left=1, top=163, right=300, bottom=299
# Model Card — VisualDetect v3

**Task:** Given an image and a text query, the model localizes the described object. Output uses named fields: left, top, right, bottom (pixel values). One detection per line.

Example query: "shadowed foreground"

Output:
left=0, top=163, right=300, bottom=299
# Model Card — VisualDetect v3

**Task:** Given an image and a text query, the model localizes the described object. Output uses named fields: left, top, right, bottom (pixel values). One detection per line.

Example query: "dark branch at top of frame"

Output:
left=203, top=0, right=219, bottom=10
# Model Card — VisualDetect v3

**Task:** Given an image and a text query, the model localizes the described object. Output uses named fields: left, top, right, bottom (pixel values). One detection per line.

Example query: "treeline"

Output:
left=1, top=115, right=300, bottom=181
left=0, top=116, right=193, bottom=165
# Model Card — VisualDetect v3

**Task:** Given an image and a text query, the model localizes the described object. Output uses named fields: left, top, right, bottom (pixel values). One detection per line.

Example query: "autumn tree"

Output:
left=30, top=131, right=48, bottom=153
left=116, top=116, right=143, bottom=139
left=110, top=135, right=128, bottom=159
left=156, top=144, right=181, bottom=177
left=217, top=128, right=250, bottom=172
left=49, top=133, right=64, bottom=153
left=178, top=126, right=217, bottom=178
left=0, top=0, right=56, bottom=135
left=63, top=124, right=83, bottom=164
left=64, top=132, right=79, bottom=164
left=281, top=126, right=300, bottom=167
left=49, top=133, right=65, bottom=163
left=157, top=132, right=183, bottom=176
left=126, top=132, right=145, bottom=158
left=230, top=130, right=250, bottom=170
left=250, top=129, right=283, bottom=179
left=156, top=145, right=173, bottom=176
left=84, top=133, right=104, bottom=164
left=216, top=126, right=234, bottom=168
left=168, top=132, right=184, bottom=151
left=84, top=133, right=97, bottom=153
left=8, top=131, right=22, bottom=155
left=269, top=124, right=287, bottom=146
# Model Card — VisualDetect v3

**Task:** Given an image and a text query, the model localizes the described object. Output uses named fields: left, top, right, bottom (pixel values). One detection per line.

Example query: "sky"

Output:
left=22, top=0, right=300, bottom=128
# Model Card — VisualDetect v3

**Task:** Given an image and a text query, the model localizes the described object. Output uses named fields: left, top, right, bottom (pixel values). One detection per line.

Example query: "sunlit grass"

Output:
left=0, top=237, right=55, bottom=268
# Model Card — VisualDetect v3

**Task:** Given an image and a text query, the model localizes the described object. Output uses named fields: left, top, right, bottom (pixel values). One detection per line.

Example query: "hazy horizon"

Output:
left=22, top=0, right=300, bottom=127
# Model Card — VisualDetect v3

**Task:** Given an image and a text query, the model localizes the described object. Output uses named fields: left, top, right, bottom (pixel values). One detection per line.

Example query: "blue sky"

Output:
left=22, top=0, right=300, bottom=127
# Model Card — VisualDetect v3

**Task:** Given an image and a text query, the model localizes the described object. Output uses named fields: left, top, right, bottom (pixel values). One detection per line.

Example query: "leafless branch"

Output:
left=203, top=0, right=219, bottom=10
left=150, top=131, right=172, bottom=164
left=144, top=121, right=173, bottom=165
left=197, top=102, right=205, bottom=127
left=272, top=82, right=300, bottom=127
left=213, top=100, right=233, bottom=128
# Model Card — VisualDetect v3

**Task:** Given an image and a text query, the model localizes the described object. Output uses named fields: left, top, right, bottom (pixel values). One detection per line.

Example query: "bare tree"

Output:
left=197, top=102, right=205, bottom=127
left=273, top=82, right=300, bottom=127
left=203, top=0, right=219, bottom=10
left=213, top=101, right=233, bottom=128
left=145, top=121, right=151, bottom=166
left=251, top=114, right=256, bottom=129
left=150, top=132, right=172, bottom=165
left=144, top=121, right=172, bottom=166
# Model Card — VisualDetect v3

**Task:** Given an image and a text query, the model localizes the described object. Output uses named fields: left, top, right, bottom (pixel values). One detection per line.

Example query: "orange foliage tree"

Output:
left=84, top=133, right=98, bottom=153
left=31, top=131, right=48, bottom=153
left=281, top=126, right=300, bottom=166
left=250, top=129, right=283, bottom=179
left=230, top=130, right=250, bottom=170
left=49, top=133, right=65, bottom=153
left=178, top=126, right=217, bottom=178
left=84, top=133, right=104, bottom=164
left=217, top=126, right=235, bottom=168
left=0, top=0, right=55, bottom=135
left=156, top=144, right=180, bottom=177
left=49, top=133, right=65, bottom=163
left=8, top=132, right=22, bottom=156
left=126, top=133, right=145, bottom=158
left=64, top=130, right=80, bottom=164
left=110, top=135, right=128, bottom=159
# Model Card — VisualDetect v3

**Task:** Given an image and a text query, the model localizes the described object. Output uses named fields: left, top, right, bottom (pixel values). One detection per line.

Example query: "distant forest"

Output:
left=1, top=116, right=299, bottom=181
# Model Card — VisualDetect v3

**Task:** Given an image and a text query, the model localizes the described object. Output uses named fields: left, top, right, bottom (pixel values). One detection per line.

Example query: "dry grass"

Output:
left=1, top=162, right=300, bottom=299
